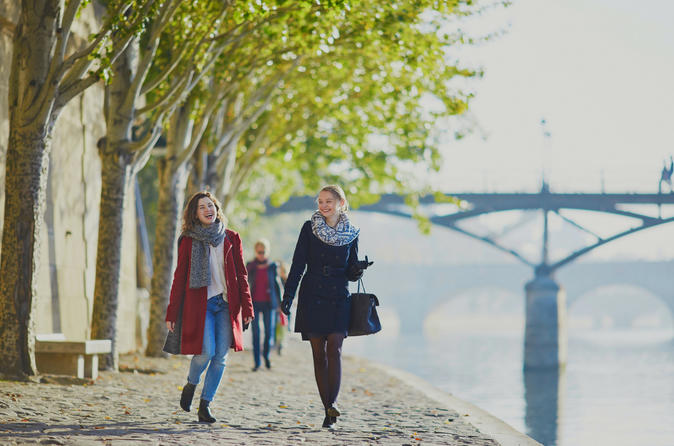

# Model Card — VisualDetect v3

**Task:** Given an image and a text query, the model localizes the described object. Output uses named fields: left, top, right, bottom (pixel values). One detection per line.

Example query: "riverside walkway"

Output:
left=0, top=338, right=538, bottom=445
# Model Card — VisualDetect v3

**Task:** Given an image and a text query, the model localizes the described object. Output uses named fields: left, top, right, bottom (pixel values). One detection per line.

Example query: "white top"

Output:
left=207, top=240, right=228, bottom=302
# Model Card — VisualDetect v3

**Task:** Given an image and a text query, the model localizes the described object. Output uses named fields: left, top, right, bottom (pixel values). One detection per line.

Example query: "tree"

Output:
left=0, top=0, right=152, bottom=378
left=220, top=0, right=483, bottom=224
left=143, top=0, right=343, bottom=356
left=91, top=0, right=233, bottom=369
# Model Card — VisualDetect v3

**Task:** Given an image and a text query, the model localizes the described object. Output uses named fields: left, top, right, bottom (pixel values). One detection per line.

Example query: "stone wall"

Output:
left=0, top=1, right=141, bottom=353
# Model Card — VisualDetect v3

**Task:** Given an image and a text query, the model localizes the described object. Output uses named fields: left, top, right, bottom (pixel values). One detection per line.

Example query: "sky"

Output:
left=436, top=0, right=674, bottom=193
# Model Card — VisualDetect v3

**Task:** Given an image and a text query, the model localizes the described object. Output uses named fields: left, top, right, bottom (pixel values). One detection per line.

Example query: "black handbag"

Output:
left=348, top=279, right=381, bottom=336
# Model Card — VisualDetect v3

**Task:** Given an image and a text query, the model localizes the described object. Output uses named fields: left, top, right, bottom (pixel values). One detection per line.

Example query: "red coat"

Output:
left=165, top=229, right=254, bottom=354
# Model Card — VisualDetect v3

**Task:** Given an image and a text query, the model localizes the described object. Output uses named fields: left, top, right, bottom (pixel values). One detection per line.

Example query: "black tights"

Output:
left=309, top=333, right=345, bottom=410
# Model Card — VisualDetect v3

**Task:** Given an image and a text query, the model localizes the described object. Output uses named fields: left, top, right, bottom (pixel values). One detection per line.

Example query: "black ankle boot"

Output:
left=322, top=409, right=336, bottom=428
left=322, top=414, right=335, bottom=428
left=198, top=399, right=216, bottom=423
left=180, top=383, right=196, bottom=412
left=326, top=404, right=340, bottom=417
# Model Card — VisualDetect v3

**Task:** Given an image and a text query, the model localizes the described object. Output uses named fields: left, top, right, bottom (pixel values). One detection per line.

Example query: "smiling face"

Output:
left=196, top=197, right=217, bottom=226
left=317, top=190, right=344, bottom=221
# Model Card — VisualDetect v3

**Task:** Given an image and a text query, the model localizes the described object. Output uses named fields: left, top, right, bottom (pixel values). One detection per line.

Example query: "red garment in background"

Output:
left=252, top=264, right=270, bottom=302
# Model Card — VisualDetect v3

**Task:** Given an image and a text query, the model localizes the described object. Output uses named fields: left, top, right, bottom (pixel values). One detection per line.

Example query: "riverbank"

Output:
left=0, top=337, right=539, bottom=445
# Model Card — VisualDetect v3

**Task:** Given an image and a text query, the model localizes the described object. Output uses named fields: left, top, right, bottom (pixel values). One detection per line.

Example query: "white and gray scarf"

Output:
left=311, top=210, right=360, bottom=246
left=182, top=219, right=226, bottom=289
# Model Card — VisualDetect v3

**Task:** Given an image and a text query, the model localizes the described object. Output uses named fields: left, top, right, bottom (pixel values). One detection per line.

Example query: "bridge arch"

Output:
left=558, top=261, right=674, bottom=320
left=568, top=284, right=673, bottom=331
left=423, top=286, right=524, bottom=339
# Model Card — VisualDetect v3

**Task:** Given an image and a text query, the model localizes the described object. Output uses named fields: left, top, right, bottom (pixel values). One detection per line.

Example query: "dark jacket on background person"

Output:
left=246, top=260, right=283, bottom=309
left=284, top=220, right=360, bottom=338
left=165, top=230, right=254, bottom=354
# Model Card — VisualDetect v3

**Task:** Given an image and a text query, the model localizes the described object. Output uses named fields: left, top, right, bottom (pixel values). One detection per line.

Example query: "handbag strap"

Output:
left=357, top=278, right=366, bottom=293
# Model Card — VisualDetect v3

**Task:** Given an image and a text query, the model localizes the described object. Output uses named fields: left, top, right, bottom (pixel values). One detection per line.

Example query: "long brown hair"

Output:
left=181, top=191, right=227, bottom=232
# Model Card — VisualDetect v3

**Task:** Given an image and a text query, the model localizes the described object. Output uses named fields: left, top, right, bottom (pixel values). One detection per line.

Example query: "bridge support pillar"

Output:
left=524, top=275, right=567, bottom=369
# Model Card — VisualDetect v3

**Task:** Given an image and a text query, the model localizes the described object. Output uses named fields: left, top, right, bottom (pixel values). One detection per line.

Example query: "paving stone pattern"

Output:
left=0, top=338, right=499, bottom=445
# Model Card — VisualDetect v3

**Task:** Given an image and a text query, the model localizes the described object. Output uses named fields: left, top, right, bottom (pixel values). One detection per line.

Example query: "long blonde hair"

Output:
left=182, top=191, right=227, bottom=232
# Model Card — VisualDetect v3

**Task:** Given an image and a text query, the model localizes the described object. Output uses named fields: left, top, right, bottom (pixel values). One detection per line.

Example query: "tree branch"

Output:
left=136, top=72, right=191, bottom=116
left=177, top=91, right=225, bottom=165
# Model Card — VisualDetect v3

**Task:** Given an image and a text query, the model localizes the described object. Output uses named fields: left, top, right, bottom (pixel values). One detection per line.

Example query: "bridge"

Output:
left=268, top=185, right=674, bottom=369
left=360, top=260, right=674, bottom=332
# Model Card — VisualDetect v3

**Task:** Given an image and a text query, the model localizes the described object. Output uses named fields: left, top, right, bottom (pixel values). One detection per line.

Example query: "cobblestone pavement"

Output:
left=0, top=337, right=506, bottom=445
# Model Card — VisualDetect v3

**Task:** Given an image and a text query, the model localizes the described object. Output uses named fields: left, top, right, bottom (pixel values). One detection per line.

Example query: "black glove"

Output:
left=349, top=266, right=364, bottom=281
left=281, top=294, right=293, bottom=315
left=349, top=256, right=373, bottom=281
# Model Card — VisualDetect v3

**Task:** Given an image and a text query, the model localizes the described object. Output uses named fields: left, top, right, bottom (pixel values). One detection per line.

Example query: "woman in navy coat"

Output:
left=281, top=185, right=366, bottom=428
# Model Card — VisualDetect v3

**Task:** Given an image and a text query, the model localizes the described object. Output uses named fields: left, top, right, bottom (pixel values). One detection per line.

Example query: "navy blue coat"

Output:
left=284, top=220, right=359, bottom=338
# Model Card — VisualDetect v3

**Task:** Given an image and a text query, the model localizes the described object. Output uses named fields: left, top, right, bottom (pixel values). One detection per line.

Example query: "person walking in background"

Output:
left=280, top=185, right=369, bottom=428
left=246, top=239, right=283, bottom=371
left=164, top=191, right=253, bottom=423
left=274, top=261, right=290, bottom=355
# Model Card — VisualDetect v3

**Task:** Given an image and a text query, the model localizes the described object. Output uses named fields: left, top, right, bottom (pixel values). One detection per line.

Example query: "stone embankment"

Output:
left=0, top=338, right=539, bottom=445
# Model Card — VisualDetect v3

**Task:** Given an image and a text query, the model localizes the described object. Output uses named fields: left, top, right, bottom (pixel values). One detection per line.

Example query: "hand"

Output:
left=243, top=316, right=253, bottom=331
left=349, top=265, right=364, bottom=280
left=166, top=321, right=175, bottom=332
left=355, top=255, right=374, bottom=270
left=349, top=255, right=373, bottom=280
left=281, top=294, right=293, bottom=316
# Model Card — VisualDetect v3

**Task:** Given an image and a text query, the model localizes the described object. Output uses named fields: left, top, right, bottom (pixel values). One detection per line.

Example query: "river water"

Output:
left=346, top=327, right=674, bottom=446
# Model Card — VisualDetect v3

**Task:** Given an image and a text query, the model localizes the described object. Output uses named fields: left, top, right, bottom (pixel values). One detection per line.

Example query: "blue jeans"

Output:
left=252, top=301, right=276, bottom=367
left=187, top=295, right=232, bottom=402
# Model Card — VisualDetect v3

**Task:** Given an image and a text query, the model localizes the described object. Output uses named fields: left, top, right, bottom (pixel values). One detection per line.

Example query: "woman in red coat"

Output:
left=165, top=191, right=253, bottom=423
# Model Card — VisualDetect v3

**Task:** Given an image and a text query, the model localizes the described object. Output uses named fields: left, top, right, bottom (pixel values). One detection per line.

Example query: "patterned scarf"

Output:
left=182, top=219, right=226, bottom=289
left=311, top=210, right=360, bottom=246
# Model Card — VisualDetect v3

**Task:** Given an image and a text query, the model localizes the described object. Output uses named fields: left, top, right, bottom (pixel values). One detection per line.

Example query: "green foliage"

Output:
left=225, top=0, right=492, bottom=224
left=131, top=0, right=503, bottom=229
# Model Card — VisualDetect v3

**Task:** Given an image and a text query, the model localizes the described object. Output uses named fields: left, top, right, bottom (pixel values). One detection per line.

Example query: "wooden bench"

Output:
left=35, top=334, right=112, bottom=380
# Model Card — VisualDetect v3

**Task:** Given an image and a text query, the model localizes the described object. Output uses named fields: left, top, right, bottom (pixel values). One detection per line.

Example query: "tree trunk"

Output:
left=216, top=140, right=238, bottom=211
left=145, top=158, right=188, bottom=356
left=90, top=42, right=138, bottom=370
left=0, top=1, right=62, bottom=378
left=0, top=128, right=51, bottom=378
left=186, top=144, right=207, bottom=198
left=91, top=150, right=132, bottom=370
